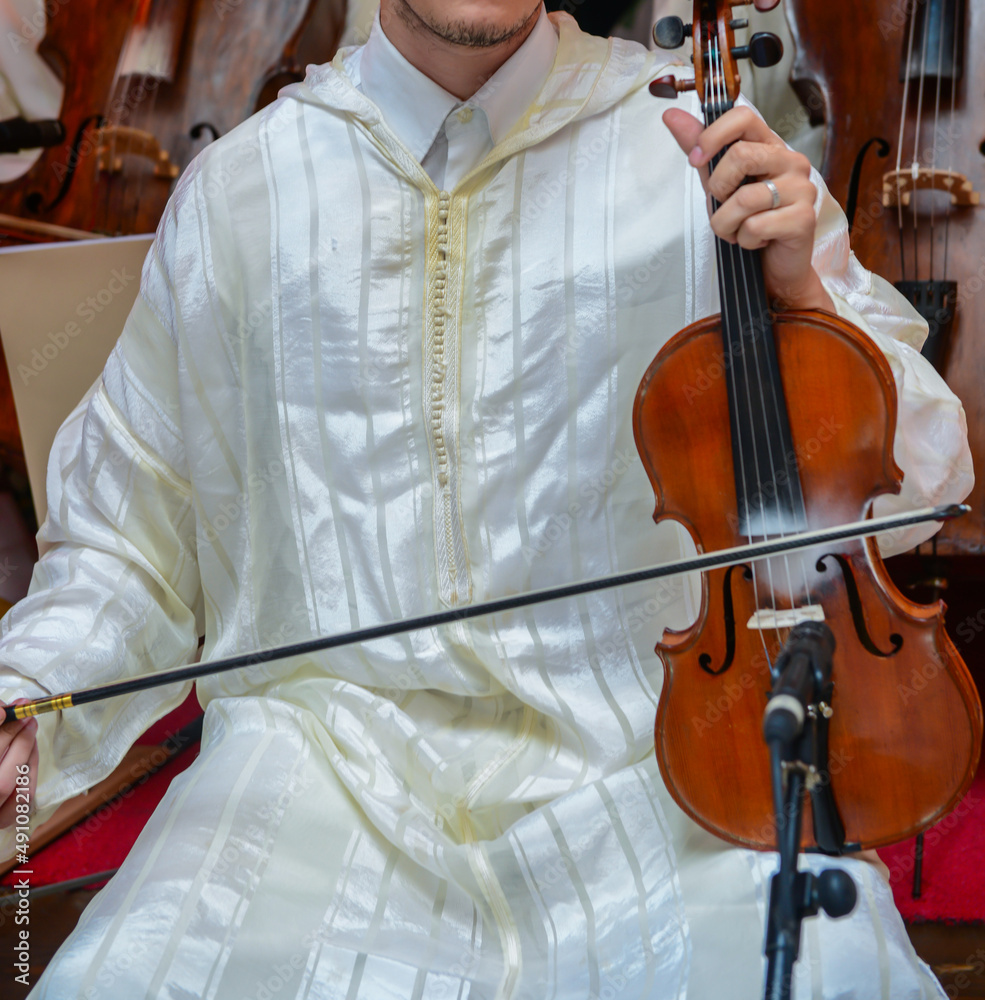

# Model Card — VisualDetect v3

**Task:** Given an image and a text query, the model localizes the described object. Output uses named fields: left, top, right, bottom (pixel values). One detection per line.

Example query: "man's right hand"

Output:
left=0, top=702, right=38, bottom=829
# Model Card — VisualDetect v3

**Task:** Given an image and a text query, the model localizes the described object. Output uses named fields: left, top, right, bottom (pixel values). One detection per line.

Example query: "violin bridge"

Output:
left=746, top=605, right=825, bottom=630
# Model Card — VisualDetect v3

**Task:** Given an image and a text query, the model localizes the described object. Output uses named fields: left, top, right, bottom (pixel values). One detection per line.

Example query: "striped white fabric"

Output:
left=0, top=13, right=969, bottom=1000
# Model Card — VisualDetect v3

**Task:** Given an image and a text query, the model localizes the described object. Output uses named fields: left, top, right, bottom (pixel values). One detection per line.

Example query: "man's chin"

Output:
left=398, top=0, right=541, bottom=50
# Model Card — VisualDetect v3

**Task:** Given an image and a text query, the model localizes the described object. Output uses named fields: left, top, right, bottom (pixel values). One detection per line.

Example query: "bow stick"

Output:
left=2, top=503, right=967, bottom=723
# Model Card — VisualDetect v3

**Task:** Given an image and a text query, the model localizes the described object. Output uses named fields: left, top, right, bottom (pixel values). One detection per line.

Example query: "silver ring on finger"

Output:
left=763, top=179, right=781, bottom=211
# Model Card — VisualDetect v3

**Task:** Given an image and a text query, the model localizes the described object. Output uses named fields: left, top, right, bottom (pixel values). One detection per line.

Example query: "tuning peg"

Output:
left=653, top=16, right=691, bottom=49
left=649, top=76, right=697, bottom=100
left=731, top=31, right=783, bottom=68
left=730, top=18, right=749, bottom=30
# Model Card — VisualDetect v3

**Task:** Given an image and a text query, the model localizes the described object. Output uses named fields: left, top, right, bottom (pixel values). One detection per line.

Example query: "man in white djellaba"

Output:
left=0, top=1, right=973, bottom=997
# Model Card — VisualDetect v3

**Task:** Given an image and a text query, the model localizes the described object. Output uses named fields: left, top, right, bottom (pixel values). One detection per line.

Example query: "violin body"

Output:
left=786, top=0, right=985, bottom=555
left=634, top=307, right=982, bottom=849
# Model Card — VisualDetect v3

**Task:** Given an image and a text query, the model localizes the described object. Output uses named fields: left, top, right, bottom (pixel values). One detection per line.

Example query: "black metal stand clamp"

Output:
left=762, top=622, right=858, bottom=1000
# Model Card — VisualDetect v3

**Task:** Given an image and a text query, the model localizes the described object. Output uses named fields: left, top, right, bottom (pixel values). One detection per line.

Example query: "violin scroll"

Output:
left=650, top=2, right=783, bottom=107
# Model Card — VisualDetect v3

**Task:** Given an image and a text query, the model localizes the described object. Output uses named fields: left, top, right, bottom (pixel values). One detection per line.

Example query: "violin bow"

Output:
left=3, top=503, right=968, bottom=723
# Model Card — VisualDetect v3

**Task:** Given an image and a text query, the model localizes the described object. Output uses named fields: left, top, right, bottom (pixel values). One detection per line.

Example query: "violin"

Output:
left=785, top=0, right=984, bottom=556
left=635, top=0, right=981, bottom=850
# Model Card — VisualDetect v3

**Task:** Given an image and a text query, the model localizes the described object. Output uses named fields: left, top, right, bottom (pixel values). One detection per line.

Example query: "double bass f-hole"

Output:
left=634, top=0, right=981, bottom=851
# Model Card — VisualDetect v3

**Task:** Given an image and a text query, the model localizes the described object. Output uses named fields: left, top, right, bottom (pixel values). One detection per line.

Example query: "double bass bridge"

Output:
left=882, top=167, right=980, bottom=208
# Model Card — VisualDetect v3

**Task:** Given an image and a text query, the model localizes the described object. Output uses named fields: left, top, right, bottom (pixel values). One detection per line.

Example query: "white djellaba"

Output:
left=0, top=10, right=971, bottom=1000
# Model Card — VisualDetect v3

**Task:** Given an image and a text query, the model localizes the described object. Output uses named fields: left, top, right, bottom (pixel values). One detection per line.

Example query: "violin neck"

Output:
left=703, top=101, right=807, bottom=537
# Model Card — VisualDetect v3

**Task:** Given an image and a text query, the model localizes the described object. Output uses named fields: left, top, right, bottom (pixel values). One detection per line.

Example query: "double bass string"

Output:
left=926, top=0, right=954, bottom=576
left=899, top=0, right=960, bottom=285
left=127, top=1, right=176, bottom=238
left=912, top=0, right=932, bottom=279
left=929, top=0, right=946, bottom=278
left=923, top=0, right=958, bottom=283
left=897, top=2, right=919, bottom=280
left=99, top=0, right=172, bottom=235
left=100, top=6, right=133, bottom=232
left=943, top=0, right=962, bottom=278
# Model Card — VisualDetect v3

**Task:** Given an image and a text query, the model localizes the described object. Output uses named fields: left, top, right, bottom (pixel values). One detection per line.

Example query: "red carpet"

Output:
left=877, top=762, right=985, bottom=922
left=1, top=692, right=202, bottom=890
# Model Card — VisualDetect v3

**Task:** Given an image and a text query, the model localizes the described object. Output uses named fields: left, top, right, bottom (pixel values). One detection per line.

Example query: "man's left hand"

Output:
left=663, top=104, right=835, bottom=313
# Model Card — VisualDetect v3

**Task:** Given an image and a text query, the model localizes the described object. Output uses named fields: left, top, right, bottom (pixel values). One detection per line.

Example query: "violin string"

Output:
left=705, top=44, right=752, bottom=551
left=708, top=45, right=755, bottom=544
left=703, top=39, right=769, bottom=672
left=911, top=0, right=933, bottom=284
left=740, top=238, right=802, bottom=659
left=709, top=35, right=782, bottom=668
left=734, top=178, right=816, bottom=625
left=730, top=218, right=790, bottom=657
left=732, top=41, right=794, bottom=674
left=718, top=41, right=811, bottom=640
left=896, top=2, right=920, bottom=281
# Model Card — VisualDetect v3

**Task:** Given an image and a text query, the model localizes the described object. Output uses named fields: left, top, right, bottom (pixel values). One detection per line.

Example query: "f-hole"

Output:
left=700, top=564, right=753, bottom=676
left=816, top=554, right=904, bottom=657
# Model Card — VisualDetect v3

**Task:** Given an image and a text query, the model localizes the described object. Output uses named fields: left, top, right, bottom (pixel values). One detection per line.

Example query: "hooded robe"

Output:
left=0, top=13, right=972, bottom=1000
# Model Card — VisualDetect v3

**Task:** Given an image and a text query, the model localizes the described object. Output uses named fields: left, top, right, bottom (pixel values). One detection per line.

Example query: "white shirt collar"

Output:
left=352, top=6, right=558, bottom=164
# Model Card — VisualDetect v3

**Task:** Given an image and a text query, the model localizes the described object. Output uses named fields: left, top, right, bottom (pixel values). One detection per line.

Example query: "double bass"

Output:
left=0, top=0, right=345, bottom=507
left=785, top=0, right=984, bottom=556
left=0, top=0, right=345, bottom=241
left=635, top=0, right=981, bottom=849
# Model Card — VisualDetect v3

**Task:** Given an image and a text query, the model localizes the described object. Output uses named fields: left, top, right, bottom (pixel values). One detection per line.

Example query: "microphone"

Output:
left=0, top=117, right=66, bottom=155
left=763, top=621, right=835, bottom=746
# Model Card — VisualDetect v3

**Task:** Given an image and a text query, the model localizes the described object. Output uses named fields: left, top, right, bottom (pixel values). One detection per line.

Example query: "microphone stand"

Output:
left=0, top=117, right=65, bottom=154
left=762, top=622, right=858, bottom=1000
